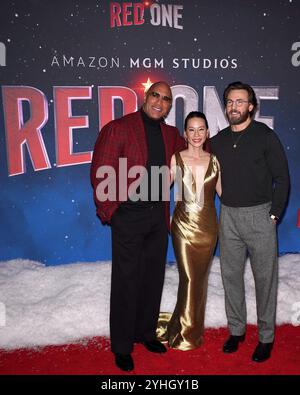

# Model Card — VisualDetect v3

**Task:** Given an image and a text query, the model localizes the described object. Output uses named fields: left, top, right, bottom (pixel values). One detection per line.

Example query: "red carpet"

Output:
left=1, top=325, right=299, bottom=375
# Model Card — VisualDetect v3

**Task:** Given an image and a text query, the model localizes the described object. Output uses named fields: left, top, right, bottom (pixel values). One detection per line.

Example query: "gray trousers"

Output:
left=219, top=202, right=278, bottom=343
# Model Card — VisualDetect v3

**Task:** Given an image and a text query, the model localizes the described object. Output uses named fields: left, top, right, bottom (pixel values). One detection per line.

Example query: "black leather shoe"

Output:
left=142, top=340, right=167, bottom=353
left=223, top=334, right=245, bottom=353
left=114, top=353, right=134, bottom=372
left=252, top=342, right=273, bottom=362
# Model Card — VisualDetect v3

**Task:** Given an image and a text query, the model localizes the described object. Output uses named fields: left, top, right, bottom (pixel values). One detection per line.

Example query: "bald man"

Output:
left=91, top=82, right=185, bottom=371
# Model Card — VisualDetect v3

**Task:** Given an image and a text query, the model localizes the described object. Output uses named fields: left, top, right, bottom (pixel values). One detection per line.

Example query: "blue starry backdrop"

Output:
left=0, top=0, right=299, bottom=265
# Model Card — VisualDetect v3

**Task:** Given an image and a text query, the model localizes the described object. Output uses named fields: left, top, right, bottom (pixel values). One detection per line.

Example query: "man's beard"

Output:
left=227, top=109, right=250, bottom=125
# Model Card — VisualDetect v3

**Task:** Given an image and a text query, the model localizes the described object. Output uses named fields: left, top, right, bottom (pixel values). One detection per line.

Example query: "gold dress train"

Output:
left=157, top=152, right=219, bottom=350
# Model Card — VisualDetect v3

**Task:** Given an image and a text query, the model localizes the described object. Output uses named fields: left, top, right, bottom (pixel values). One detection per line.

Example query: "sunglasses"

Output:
left=149, top=91, right=172, bottom=103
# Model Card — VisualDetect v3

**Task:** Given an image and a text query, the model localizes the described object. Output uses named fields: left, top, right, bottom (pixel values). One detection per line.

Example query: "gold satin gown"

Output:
left=157, top=152, right=219, bottom=350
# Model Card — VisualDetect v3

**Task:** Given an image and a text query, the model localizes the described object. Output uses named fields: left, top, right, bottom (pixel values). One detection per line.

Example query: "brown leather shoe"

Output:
left=223, top=334, right=245, bottom=353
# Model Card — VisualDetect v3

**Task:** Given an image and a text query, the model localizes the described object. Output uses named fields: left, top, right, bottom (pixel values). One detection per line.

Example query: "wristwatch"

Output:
left=270, top=214, right=279, bottom=221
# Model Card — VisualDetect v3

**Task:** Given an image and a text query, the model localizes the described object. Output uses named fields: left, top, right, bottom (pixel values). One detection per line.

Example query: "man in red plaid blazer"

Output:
left=90, top=82, right=185, bottom=371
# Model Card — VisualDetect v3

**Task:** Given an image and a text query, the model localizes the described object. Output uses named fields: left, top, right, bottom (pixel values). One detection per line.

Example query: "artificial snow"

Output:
left=0, top=255, right=299, bottom=350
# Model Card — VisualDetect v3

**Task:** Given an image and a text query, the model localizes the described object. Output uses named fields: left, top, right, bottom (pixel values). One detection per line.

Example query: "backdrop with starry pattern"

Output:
left=0, top=0, right=299, bottom=265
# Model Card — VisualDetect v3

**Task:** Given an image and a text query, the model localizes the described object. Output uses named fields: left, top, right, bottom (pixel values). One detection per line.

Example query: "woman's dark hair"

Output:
left=223, top=81, right=258, bottom=117
left=184, top=111, right=209, bottom=130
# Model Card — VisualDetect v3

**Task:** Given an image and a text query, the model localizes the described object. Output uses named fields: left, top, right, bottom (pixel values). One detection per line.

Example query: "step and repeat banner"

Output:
left=0, top=0, right=299, bottom=265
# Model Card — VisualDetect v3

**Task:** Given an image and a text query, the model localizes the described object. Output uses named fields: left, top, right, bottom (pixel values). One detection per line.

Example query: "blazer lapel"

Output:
left=134, top=111, right=148, bottom=166
left=161, top=122, right=171, bottom=166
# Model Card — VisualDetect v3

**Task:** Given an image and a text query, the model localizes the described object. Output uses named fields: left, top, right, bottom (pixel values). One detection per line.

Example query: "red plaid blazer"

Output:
left=90, top=110, right=185, bottom=229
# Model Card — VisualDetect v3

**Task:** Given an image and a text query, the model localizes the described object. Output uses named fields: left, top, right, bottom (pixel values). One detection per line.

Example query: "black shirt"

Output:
left=126, top=109, right=166, bottom=204
left=210, top=120, right=290, bottom=218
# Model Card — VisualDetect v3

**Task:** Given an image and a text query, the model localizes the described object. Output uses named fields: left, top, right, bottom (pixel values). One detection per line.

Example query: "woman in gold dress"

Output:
left=158, top=111, right=221, bottom=351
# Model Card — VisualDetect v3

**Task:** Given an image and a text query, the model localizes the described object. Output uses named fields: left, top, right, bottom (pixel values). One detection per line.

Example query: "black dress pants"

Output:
left=110, top=202, right=168, bottom=354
